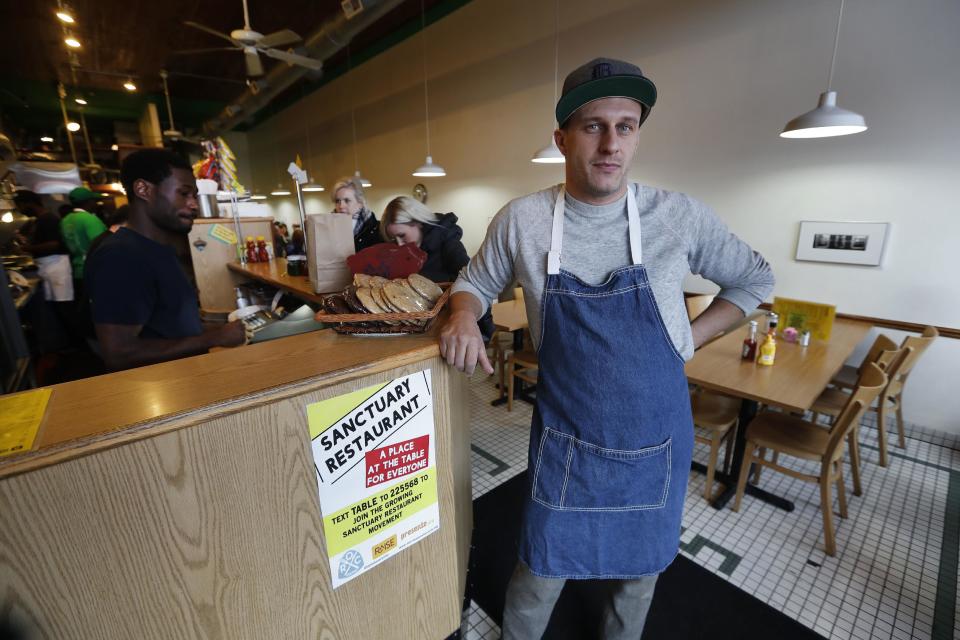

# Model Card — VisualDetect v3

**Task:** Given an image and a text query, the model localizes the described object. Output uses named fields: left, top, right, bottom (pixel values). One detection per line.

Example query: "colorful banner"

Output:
left=308, top=370, right=439, bottom=588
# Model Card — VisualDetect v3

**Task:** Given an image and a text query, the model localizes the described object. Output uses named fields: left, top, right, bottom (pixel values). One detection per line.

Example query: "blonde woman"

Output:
left=380, top=196, right=469, bottom=283
left=331, top=176, right=380, bottom=251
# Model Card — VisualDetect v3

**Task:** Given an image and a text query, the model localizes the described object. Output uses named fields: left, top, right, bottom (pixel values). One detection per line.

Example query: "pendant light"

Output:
left=270, top=185, right=291, bottom=196
left=781, top=0, right=866, bottom=139
left=411, top=0, right=445, bottom=177
left=159, top=71, right=184, bottom=139
left=532, top=0, right=565, bottom=164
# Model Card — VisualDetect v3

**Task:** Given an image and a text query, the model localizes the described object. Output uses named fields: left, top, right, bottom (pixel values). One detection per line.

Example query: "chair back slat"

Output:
left=888, top=326, right=938, bottom=397
left=858, top=334, right=898, bottom=374
left=826, top=363, right=887, bottom=458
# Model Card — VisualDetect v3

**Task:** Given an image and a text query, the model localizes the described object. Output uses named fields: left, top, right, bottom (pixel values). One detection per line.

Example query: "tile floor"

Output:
left=461, top=374, right=960, bottom=640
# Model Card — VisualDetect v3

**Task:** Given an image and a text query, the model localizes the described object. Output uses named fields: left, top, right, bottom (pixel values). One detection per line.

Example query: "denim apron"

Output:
left=518, top=185, right=693, bottom=578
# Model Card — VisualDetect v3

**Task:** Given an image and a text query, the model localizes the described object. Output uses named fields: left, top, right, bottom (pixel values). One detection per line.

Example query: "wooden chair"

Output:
left=489, top=287, right=527, bottom=400
left=830, top=326, right=937, bottom=454
left=506, top=349, right=538, bottom=412
left=813, top=344, right=910, bottom=470
left=733, top=363, right=887, bottom=556
left=690, top=389, right=738, bottom=501
left=488, top=330, right=513, bottom=400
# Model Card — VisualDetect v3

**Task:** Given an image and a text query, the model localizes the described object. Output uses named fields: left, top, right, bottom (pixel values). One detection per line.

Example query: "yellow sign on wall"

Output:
left=772, top=297, right=836, bottom=341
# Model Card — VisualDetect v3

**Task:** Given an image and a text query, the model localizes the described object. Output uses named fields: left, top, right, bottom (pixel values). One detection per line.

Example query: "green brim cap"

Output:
left=555, top=58, right=657, bottom=127
left=68, top=186, right=106, bottom=204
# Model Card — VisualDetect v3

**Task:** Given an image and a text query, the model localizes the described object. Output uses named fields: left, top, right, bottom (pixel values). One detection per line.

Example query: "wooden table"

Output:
left=685, top=318, right=873, bottom=510
left=227, top=258, right=326, bottom=305
left=491, top=299, right=534, bottom=407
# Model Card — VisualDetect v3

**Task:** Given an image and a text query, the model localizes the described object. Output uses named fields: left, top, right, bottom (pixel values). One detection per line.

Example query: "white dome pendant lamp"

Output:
left=532, top=0, right=565, bottom=164
left=412, top=0, right=445, bottom=177
left=781, top=0, right=867, bottom=139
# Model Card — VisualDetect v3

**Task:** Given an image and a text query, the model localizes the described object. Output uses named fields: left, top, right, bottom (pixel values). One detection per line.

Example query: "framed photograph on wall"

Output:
left=795, top=221, right=890, bottom=266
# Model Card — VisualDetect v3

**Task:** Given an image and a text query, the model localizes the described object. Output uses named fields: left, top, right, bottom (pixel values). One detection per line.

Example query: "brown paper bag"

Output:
left=305, top=213, right=355, bottom=293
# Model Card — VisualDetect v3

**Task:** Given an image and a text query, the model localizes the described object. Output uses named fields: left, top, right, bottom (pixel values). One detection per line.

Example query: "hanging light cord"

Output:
left=420, top=0, right=431, bottom=157
left=348, top=45, right=362, bottom=173
left=827, top=0, right=845, bottom=91
left=552, top=0, right=560, bottom=105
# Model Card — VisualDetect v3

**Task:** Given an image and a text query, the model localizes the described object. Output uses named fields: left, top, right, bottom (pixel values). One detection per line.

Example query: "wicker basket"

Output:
left=314, top=284, right=452, bottom=335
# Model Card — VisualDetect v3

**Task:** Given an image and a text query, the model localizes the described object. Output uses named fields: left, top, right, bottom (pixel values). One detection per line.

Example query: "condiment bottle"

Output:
left=256, top=235, right=270, bottom=262
left=741, top=320, right=758, bottom=360
left=245, top=236, right=259, bottom=263
left=757, top=317, right=778, bottom=366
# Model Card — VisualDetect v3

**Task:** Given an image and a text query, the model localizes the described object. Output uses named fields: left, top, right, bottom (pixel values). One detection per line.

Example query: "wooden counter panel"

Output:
left=0, top=356, right=470, bottom=639
left=227, top=258, right=326, bottom=304
left=1, top=330, right=440, bottom=478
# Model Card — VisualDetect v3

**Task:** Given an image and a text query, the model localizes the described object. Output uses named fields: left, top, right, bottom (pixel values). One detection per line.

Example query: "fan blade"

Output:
left=244, top=50, right=264, bottom=77
left=170, top=47, right=238, bottom=55
left=184, top=21, right=237, bottom=44
left=261, top=47, right=323, bottom=71
left=257, top=29, right=302, bottom=49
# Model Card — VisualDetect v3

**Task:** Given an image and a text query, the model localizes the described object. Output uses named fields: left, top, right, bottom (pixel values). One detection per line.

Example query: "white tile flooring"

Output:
left=461, top=374, right=960, bottom=640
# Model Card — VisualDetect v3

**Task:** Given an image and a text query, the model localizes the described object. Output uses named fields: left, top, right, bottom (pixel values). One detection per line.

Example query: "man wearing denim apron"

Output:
left=441, top=58, right=774, bottom=638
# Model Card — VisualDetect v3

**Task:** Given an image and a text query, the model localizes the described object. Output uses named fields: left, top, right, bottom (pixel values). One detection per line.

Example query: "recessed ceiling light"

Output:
left=123, top=80, right=137, bottom=92
left=74, top=97, right=87, bottom=105
left=41, top=136, right=54, bottom=143
left=111, top=143, right=119, bottom=151
left=64, top=36, right=81, bottom=48
left=66, top=122, right=80, bottom=132
left=56, top=10, right=75, bottom=23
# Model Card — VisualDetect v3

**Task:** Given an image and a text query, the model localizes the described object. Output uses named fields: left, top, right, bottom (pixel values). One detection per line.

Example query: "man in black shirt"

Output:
left=86, top=149, right=246, bottom=371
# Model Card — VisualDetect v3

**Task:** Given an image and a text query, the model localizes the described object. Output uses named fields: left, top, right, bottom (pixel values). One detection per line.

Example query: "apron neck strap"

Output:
left=547, top=185, right=643, bottom=275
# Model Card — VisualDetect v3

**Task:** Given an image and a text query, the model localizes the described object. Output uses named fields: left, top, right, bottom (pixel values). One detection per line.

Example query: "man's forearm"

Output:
left=99, top=330, right=220, bottom=371
left=689, top=298, right=746, bottom=349
left=448, top=291, right=484, bottom=322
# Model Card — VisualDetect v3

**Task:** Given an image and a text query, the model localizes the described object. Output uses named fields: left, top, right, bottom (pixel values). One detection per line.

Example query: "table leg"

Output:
left=490, top=328, right=536, bottom=407
left=690, top=399, right=795, bottom=512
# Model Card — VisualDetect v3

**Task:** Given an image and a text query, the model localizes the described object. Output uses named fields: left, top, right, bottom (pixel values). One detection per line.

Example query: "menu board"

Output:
left=307, top=371, right=440, bottom=588
left=772, top=297, right=836, bottom=341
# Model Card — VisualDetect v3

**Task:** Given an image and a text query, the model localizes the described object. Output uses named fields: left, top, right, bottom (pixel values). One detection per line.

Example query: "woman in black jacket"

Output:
left=381, top=196, right=493, bottom=339
left=380, top=196, right=469, bottom=283
left=332, top=176, right=381, bottom=252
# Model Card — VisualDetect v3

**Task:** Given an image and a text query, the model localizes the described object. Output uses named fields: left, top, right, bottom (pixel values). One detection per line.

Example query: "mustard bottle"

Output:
left=757, top=318, right=777, bottom=366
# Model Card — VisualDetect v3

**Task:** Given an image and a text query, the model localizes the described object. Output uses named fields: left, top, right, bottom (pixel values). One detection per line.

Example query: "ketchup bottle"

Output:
left=256, top=235, right=270, bottom=262
left=245, top=236, right=259, bottom=263
left=741, top=320, right=758, bottom=360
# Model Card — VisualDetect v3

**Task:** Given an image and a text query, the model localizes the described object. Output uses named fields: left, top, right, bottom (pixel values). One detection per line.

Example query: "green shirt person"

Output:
left=60, top=187, right=107, bottom=278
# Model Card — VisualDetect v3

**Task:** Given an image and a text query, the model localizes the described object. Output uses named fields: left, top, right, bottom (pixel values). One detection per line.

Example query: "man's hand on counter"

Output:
left=214, top=320, right=250, bottom=347
left=439, top=292, right=494, bottom=376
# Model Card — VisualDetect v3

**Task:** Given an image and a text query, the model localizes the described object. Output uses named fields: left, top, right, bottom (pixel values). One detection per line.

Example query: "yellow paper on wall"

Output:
left=0, top=388, right=52, bottom=458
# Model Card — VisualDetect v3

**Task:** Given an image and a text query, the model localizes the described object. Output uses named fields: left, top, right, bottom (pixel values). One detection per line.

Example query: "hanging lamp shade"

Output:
left=412, top=155, right=446, bottom=177
left=302, top=184, right=325, bottom=192
left=270, top=184, right=291, bottom=196
left=531, top=137, right=565, bottom=164
left=781, top=91, right=867, bottom=138
left=353, top=169, right=372, bottom=188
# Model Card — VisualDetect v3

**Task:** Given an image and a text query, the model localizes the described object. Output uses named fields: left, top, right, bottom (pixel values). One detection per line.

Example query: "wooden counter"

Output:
left=227, top=257, right=327, bottom=304
left=0, top=327, right=472, bottom=639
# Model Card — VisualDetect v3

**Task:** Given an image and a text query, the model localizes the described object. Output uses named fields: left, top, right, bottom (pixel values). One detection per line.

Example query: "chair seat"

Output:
left=747, top=411, right=839, bottom=462
left=691, top=392, right=739, bottom=432
left=811, top=387, right=852, bottom=417
left=830, top=364, right=859, bottom=389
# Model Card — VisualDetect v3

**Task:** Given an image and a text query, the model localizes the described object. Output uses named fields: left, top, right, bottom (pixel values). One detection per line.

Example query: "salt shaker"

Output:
left=800, top=330, right=811, bottom=347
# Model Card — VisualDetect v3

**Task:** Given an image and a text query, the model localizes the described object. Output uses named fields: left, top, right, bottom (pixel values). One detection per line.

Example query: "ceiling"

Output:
left=0, top=0, right=452, bottom=145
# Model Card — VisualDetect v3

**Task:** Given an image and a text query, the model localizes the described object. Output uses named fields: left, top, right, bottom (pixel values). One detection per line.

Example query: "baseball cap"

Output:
left=555, top=57, right=657, bottom=127
left=68, top=186, right=103, bottom=205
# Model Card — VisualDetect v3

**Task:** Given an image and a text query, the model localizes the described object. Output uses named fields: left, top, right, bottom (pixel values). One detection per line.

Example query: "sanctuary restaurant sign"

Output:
left=308, top=371, right=440, bottom=588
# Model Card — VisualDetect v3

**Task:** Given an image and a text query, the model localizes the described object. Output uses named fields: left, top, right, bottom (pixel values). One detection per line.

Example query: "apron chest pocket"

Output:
left=532, top=427, right=671, bottom=511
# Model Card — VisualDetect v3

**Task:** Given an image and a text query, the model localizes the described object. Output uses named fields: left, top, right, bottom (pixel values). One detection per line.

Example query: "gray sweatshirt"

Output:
left=451, top=183, right=775, bottom=360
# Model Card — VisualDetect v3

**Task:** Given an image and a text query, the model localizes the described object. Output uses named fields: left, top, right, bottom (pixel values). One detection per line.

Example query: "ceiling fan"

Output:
left=177, top=0, right=322, bottom=77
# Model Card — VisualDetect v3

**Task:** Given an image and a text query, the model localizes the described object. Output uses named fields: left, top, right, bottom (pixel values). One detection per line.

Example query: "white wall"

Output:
left=244, top=0, right=960, bottom=434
